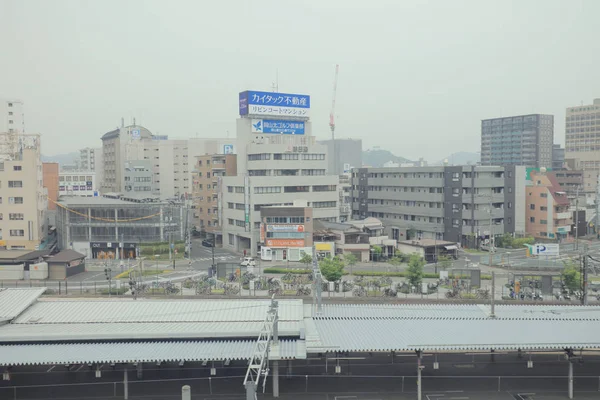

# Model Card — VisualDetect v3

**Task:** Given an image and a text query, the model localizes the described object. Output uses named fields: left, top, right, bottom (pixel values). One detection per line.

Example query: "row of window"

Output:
left=59, top=175, right=93, bottom=182
left=265, top=217, right=305, bottom=223
left=253, top=185, right=337, bottom=194
left=0, top=197, right=23, bottom=204
left=0, top=213, right=24, bottom=220
left=247, top=169, right=326, bottom=176
left=248, top=153, right=326, bottom=161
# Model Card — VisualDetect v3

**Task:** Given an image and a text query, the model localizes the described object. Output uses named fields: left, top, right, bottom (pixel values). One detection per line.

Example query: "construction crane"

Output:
left=329, top=64, right=339, bottom=174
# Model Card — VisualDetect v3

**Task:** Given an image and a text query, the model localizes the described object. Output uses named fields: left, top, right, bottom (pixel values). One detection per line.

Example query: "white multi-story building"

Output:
left=0, top=132, right=47, bottom=250
left=0, top=100, right=25, bottom=134
left=221, top=91, right=339, bottom=255
left=58, top=171, right=97, bottom=197
left=101, top=123, right=235, bottom=200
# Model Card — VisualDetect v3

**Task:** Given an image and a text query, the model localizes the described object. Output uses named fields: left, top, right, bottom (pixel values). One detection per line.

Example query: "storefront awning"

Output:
left=444, top=245, right=458, bottom=250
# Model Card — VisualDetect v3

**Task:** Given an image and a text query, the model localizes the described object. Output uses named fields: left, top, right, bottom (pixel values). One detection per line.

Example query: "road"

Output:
left=1, top=353, right=599, bottom=399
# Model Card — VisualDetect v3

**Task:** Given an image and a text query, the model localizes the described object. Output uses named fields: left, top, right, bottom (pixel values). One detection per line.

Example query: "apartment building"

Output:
left=525, top=169, right=572, bottom=240
left=258, top=204, right=314, bottom=261
left=221, top=90, right=339, bottom=254
left=101, top=124, right=235, bottom=200
left=79, top=147, right=103, bottom=188
left=481, top=114, right=554, bottom=168
left=0, top=133, right=47, bottom=250
left=351, top=165, right=526, bottom=247
left=317, top=138, right=362, bottom=176
left=191, top=154, right=237, bottom=244
left=565, top=98, right=600, bottom=198
left=552, top=144, right=565, bottom=170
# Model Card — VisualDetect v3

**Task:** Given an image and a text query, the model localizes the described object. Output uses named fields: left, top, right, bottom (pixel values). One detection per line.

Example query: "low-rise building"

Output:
left=396, top=239, right=458, bottom=263
left=313, top=217, right=386, bottom=262
left=58, top=171, right=97, bottom=197
left=525, top=169, right=572, bottom=240
left=56, top=195, right=184, bottom=259
left=258, top=203, right=314, bottom=261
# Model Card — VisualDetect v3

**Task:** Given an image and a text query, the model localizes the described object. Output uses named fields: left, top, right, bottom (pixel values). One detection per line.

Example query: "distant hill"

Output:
left=41, top=152, right=79, bottom=166
left=362, top=148, right=411, bottom=167
left=435, top=152, right=480, bottom=166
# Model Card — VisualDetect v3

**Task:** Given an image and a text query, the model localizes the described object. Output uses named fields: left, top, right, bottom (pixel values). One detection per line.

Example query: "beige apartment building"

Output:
left=565, top=98, right=600, bottom=199
left=525, top=170, right=572, bottom=240
left=0, top=132, right=47, bottom=250
left=192, top=154, right=237, bottom=244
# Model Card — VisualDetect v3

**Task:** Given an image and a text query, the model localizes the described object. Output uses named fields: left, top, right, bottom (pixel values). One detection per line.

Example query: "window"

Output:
left=228, top=202, right=234, bottom=209
left=529, top=204, right=535, bottom=210
left=540, top=193, right=548, bottom=198
left=312, top=185, right=336, bottom=192
left=8, top=181, right=22, bottom=188
left=59, top=176, right=64, bottom=182
left=284, top=186, right=309, bottom=193
left=508, top=201, right=512, bottom=209
left=313, top=201, right=336, bottom=208
left=228, top=218, right=234, bottom=225
left=301, top=153, right=325, bottom=160
left=254, top=222, right=261, bottom=229
left=301, top=169, right=325, bottom=176
left=540, top=219, right=547, bottom=224
left=254, top=186, right=281, bottom=194
left=273, top=153, right=299, bottom=160
left=235, top=186, right=245, bottom=193
left=275, top=169, right=299, bottom=176
left=65, top=176, right=72, bottom=182
left=540, top=206, right=547, bottom=211
left=530, top=217, right=535, bottom=223
left=248, top=153, right=271, bottom=161
left=10, top=230, right=24, bottom=237
left=86, top=176, right=92, bottom=181
left=228, top=234, right=234, bottom=245
left=12, top=165, right=22, bottom=171
left=9, top=197, right=23, bottom=204
left=9, top=213, right=24, bottom=220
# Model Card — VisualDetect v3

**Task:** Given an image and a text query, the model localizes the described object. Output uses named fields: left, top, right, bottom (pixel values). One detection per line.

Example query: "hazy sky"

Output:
left=1, top=0, right=598, bottom=161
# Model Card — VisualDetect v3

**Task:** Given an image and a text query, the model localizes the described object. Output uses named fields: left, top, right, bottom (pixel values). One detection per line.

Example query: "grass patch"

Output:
left=99, top=287, right=130, bottom=295
left=115, top=269, right=172, bottom=279
left=460, top=293, right=477, bottom=299
left=283, top=290, right=297, bottom=295
left=211, top=289, right=225, bottom=295
left=263, top=268, right=311, bottom=274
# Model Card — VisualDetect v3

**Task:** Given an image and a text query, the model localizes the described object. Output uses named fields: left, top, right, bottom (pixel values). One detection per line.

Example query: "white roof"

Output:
left=0, top=339, right=305, bottom=366
left=0, top=288, right=46, bottom=323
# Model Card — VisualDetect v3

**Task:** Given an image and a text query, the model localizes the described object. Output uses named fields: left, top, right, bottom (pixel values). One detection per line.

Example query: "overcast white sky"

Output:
left=0, top=0, right=598, bottom=161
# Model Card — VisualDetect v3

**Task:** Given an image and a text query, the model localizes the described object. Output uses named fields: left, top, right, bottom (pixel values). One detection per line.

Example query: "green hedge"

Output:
left=351, top=271, right=492, bottom=280
left=263, top=268, right=311, bottom=274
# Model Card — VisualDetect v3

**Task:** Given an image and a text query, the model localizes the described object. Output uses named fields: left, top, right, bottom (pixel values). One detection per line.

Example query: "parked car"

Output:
left=202, top=239, right=214, bottom=247
left=240, top=257, right=256, bottom=266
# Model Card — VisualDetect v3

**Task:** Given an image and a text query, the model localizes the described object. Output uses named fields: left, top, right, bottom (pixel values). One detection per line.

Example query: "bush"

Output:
left=263, top=268, right=311, bottom=274
left=350, top=271, right=492, bottom=280
left=99, top=287, right=129, bottom=295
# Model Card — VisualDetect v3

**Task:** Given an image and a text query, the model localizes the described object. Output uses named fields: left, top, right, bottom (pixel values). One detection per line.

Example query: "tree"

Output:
left=406, top=228, right=417, bottom=240
left=406, top=254, right=425, bottom=287
left=343, top=253, right=358, bottom=275
left=299, top=253, right=312, bottom=267
left=371, top=245, right=382, bottom=261
left=437, top=255, right=453, bottom=271
left=497, top=233, right=514, bottom=249
left=562, top=260, right=581, bottom=293
left=319, top=256, right=345, bottom=282
left=388, top=251, right=405, bottom=271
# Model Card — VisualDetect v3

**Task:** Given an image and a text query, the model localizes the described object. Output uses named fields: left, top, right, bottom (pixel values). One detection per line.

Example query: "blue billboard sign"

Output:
left=223, top=144, right=234, bottom=154
left=239, top=90, right=310, bottom=117
left=251, top=119, right=305, bottom=135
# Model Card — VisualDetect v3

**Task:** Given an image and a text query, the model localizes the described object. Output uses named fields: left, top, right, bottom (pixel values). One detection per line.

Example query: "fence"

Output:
left=1, top=374, right=599, bottom=399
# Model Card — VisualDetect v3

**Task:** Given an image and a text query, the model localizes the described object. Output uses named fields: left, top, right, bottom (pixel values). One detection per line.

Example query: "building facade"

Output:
left=317, top=138, right=362, bottom=176
left=43, top=163, right=59, bottom=211
left=221, top=92, right=339, bottom=254
left=123, top=160, right=153, bottom=194
left=101, top=124, right=236, bottom=200
left=525, top=170, right=572, bottom=240
left=351, top=165, right=526, bottom=247
left=0, top=100, right=25, bottom=134
left=191, top=154, right=237, bottom=243
left=481, top=114, right=554, bottom=168
left=258, top=204, right=314, bottom=261
left=565, top=98, right=600, bottom=198
left=56, top=195, right=184, bottom=259
left=58, top=171, right=97, bottom=197
left=0, top=133, right=47, bottom=250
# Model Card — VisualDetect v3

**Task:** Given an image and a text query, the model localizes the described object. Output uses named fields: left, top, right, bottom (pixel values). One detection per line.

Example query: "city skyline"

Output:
left=1, top=0, right=599, bottom=160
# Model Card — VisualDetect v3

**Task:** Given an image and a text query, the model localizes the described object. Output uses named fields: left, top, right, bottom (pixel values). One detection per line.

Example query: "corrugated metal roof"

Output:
left=310, top=319, right=600, bottom=352
left=313, top=303, right=600, bottom=321
left=0, top=288, right=46, bottom=322
left=0, top=321, right=302, bottom=342
left=0, top=339, right=305, bottom=366
left=16, top=299, right=304, bottom=324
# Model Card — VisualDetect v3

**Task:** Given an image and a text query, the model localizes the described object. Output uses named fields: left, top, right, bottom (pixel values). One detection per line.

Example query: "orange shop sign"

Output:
left=265, top=239, right=305, bottom=247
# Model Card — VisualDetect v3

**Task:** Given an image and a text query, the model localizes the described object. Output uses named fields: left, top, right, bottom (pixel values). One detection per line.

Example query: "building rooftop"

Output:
left=0, top=250, right=50, bottom=261
left=398, top=239, right=456, bottom=248
left=44, top=250, right=85, bottom=263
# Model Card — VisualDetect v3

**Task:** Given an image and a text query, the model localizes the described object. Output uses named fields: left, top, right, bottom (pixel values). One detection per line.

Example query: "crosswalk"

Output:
left=192, top=255, right=238, bottom=262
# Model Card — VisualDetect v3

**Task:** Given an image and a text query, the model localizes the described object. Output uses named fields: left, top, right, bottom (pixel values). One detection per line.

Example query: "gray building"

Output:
left=552, top=144, right=565, bottom=170
left=124, top=160, right=154, bottom=194
left=318, top=138, right=362, bottom=175
left=481, top=114, right=554, bottom=168
left=351, top=165, right=526, bottom=247
left=56, top=195, right=184, bottom=259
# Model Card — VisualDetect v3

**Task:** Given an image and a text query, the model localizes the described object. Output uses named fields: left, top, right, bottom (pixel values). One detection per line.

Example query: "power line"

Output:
left=49, top=197, right=162, bottom=223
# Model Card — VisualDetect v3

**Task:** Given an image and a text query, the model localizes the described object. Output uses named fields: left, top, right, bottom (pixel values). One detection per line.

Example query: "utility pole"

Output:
left=490, top=271, right=496, bottom=318
left=582, top=245, right=589, bottom=305
left=488, top=195, right=494, bottom=268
